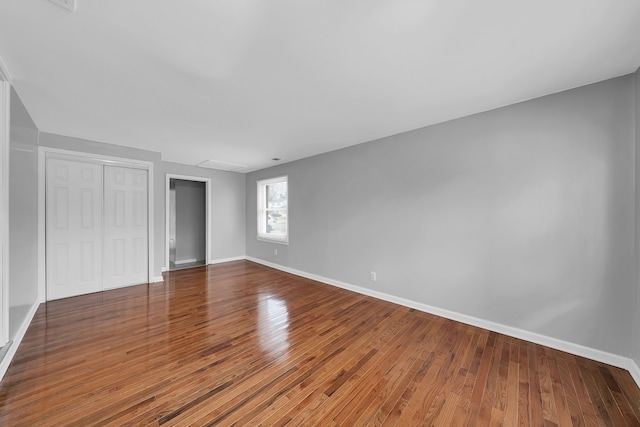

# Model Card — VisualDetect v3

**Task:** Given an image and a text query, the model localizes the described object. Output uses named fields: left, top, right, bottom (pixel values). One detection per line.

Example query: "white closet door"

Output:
left=103, top=166, right=148, bottom=289
left=46, top=159, right=103, bottom=300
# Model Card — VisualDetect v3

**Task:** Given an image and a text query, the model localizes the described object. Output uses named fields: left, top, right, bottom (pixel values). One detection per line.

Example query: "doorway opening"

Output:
left=166, top=175, right=210, bottom=271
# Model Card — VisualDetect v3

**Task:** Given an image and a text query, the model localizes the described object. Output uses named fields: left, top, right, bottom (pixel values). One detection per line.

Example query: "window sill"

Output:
left=257, top=236, right=289, bottom=245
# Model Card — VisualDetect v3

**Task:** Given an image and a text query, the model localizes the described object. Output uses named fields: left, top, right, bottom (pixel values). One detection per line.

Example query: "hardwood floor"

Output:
left=0, top=260, right=639, bottom=426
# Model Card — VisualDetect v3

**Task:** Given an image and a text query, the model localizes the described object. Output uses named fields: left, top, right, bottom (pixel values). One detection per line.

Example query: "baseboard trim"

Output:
left=174, top=258, right=198, bottom=265
left=246, top=256, right=640, bottom=389
left=0, top=300, right=40, bottom=381
left=209, top=256, right=247, bottom=265
left=152, top=276, right=164, bottom=283
left=628, top=360, right=640, bottom=388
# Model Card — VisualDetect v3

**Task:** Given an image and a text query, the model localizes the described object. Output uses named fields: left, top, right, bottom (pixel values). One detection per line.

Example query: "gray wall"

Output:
left=163, top=162, right=246, bottom=263
left=246, top=75, right=636, bottom=357
left=174, top=180, right=206, bottom=263
left=9, top=88, right=39, bottom=337
left=634, top=66, right=640, bottom=367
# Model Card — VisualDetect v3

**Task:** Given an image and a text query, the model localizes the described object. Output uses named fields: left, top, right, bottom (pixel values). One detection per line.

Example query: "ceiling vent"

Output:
left=50, top=0, right=77, bottom=12
left=196, top=160, right=247, bottom=172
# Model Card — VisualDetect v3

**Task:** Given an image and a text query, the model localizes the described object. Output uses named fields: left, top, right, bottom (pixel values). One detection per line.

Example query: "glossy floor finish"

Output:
left=0, top=261, right=639, bottom=426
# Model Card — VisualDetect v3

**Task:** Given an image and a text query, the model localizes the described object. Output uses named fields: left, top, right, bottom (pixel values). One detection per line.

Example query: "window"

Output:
left=257, top=176, right=288, bottom=244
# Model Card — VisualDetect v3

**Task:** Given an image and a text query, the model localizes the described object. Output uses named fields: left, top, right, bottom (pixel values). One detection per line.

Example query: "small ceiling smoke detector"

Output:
left=272, top=158, right=281, bottom=161
left=197, top=159, right=247, bottom=172
left=50, top=0, right=77, bottom=12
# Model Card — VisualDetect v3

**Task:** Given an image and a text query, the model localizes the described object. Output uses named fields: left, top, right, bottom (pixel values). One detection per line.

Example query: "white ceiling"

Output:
left=1, top=1, right=639, bottom=172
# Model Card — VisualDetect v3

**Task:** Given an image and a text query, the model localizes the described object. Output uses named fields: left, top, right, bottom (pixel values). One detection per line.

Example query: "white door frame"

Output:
left=38, top=147, right=155, bottom=301
left=0, top=58, right=11, bottom=346
left=165, top=174, right=211, bottom=270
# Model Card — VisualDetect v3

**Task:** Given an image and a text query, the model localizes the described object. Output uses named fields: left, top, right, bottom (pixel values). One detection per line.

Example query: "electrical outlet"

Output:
left=274, top=248, right=278, bottom=256
left=370, top=272, right=377, bottom=281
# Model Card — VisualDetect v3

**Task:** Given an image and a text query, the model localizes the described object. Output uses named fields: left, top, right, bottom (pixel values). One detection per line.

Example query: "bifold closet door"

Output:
left=46, top=159, right=103, bottom=300
left=103, top=166, right=148, bottom=289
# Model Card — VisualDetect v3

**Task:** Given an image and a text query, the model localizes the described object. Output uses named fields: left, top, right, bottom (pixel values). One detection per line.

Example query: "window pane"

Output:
left=257, top=176, right=288, bottom=243
left=266, top=182, right=287, bottom=209
left=262, top=211, right=271, bottom=234
left=266, top=209, right=287, bottom=235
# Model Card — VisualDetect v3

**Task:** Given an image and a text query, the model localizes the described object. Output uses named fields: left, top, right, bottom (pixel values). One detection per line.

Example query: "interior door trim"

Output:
left=165, top=174, right=211, bottom=271
left=0, top=65, right=10, bottom=346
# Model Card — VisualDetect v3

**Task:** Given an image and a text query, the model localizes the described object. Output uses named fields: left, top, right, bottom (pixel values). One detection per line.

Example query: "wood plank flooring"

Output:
left=0, top=260, right=639, bottom=426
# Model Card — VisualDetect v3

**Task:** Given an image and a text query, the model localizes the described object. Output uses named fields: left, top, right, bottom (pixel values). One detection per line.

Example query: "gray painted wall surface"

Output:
left=9, top=88, right=39, bottom=337
left=634, top=67, right=640, bottom=366
left=246, top=75, right=636, bottom=357
left=174, top=180, right=206, bottom=262
left=163, top=162, right=246, bottom=263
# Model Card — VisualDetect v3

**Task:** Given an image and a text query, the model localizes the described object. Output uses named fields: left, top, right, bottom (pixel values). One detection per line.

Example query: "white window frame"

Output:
left=257, top=175, right=288, bottom=244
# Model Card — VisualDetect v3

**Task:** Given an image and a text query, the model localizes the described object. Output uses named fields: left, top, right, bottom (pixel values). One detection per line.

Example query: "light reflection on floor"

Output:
left=257, top=296, right=290, bottom=354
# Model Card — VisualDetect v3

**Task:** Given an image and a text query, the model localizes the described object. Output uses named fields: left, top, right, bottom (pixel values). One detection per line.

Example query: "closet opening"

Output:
left=40, top=149, right=154, bottom=301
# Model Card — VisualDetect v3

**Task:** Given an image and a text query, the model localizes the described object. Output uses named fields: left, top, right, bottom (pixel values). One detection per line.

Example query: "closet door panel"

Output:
left=103, top=166, right=148, bottom=288
left=46, top=159, right=103, bottom=300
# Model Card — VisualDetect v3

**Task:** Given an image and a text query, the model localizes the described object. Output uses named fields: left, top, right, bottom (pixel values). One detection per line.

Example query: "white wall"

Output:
left=246, top=75, right=636, bottom=358
left=8, top=87, right=39, bottom=338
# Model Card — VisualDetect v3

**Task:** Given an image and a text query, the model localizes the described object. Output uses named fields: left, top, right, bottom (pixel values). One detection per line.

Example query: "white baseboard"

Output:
left=174, top=258, right=198, bottom=265
left=209, top=256, right=247, bottom=265
left=152, top=276, right=164, bottom=283
left=246, top=256, right=640, bottom=390
left=158, top=255, right=246, bottom=278
left=628, top=359, right=640, bottom=388
left=0, top=300, right=40, bottom=381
